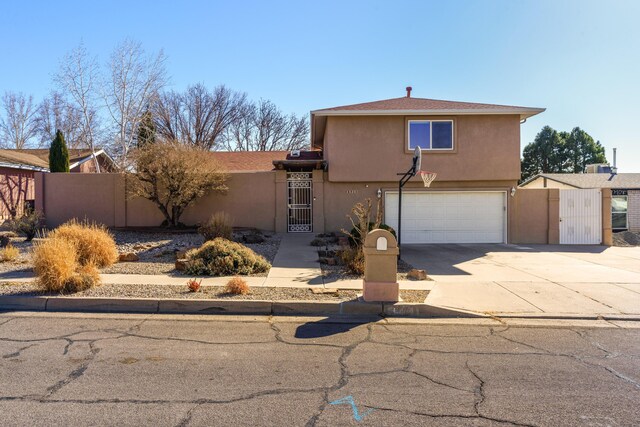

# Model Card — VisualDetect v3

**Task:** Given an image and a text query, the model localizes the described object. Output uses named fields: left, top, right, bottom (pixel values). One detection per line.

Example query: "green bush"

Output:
left=185, top=238, right=270, bottom=276
left=349, top=222, right=396, bottom=247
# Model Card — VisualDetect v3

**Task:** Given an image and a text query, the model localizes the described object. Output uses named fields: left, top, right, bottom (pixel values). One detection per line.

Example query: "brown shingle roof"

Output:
left=312, top=96, right=545, bottom=119
left=0, top=149, right=49, bottom=169
left=16, top=148, right=98, bottom=164
left=529, top=173, right=640, bottom=189
left=211, top=151, right=288, bottom=172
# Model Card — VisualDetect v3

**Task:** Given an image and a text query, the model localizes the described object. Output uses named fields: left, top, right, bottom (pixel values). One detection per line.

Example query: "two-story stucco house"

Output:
left=36, top=90, right=547, bottom=244
left=277, top=89, right=544, bottom=243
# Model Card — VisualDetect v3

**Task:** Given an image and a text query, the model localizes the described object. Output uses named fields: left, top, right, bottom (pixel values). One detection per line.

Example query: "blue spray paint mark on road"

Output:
left=329, top=395, right=374, bottom=422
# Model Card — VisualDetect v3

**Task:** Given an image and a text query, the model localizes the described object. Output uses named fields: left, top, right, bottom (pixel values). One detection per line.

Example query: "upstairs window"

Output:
left=408, top=120, right=453, bottom=150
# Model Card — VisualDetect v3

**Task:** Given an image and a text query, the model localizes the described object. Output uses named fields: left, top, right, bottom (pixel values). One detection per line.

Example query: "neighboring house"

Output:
left=0, top=148, right=115, bottom=220
left=520, top=170, right=640, bottom=232
left=36, top=91, right=551, bottom=245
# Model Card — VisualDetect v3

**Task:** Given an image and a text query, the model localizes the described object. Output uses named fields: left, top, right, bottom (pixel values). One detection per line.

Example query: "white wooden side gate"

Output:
left=559, top=189, right=602, bottom=244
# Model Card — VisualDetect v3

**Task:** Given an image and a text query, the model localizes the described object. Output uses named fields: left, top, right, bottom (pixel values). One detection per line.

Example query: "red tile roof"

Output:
left=312, top=96, right=545, bottom=119
left=211, top=151, right=288, bottom=172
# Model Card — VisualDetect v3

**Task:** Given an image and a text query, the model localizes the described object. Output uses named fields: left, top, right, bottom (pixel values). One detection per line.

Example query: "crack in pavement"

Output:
left=2, top=343, right=38, bottom=359
left=45, top=341, right=100, bottom=398
left=365, top=404, right=538, bottom=426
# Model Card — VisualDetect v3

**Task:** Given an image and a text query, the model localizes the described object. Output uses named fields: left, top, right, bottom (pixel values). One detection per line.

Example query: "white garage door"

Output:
left=385, top=191, right=506, bottom=244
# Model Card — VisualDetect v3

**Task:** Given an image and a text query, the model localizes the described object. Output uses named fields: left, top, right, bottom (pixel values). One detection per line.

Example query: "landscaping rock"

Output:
left=175, top=246, right=198, bottom=259
left=175, top=259, right=190, bottom=271
left=0, top=235, right=11, bottom=248
left=118, top=252, right=140, bottom=262
left=407, top=269, right=427, bottom=281
left=243, top=233, right=265, bottom=244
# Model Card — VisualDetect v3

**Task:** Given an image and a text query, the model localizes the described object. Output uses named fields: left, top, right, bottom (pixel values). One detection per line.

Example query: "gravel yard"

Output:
left=0, top=282, right=428, bottom=303
left=0, top=229, right=281, bottom=277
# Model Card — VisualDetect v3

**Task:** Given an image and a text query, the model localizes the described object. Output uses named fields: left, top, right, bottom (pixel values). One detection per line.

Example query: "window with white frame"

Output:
left=612, top=195, right=628, bottom=230
left=408, top=120, right=453, bottom=150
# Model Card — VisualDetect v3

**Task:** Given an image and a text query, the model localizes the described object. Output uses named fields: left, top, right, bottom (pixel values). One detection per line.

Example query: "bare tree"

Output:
left=154, top=84, right=247, bottom=149
left=222, top=99, right=309, bottom=151
left=0, top=173, right=31, bottom=220
left=101, top=39, right=167, bottom=165
left=127, top=142, right=228, bottom=227
left=0, top=91, right=38, bottom=149
left=35, top=92, right=84, bottom=148
left=54, top=42, right=102, bottom=172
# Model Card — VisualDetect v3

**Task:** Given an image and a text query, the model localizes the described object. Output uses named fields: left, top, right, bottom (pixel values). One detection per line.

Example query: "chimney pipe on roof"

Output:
left=406, top=86, right=412, bottom=98
left=612, top=148, right=618, bottom=175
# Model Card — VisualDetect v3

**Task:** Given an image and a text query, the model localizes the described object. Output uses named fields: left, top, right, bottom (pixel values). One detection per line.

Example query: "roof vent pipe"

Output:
left=406, top=86, right=412, bottom=98
left=612, top=148, right=618, bottom=175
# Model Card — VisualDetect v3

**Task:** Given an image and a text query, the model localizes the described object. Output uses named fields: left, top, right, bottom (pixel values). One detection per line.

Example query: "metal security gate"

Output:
left=287, top=172, right=313, bottom=232
left=560, top=189, right=602, bottom=244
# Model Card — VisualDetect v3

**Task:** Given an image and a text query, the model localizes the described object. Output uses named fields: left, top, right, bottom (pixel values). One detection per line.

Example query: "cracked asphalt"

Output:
left=0, top=313, right=639, bottom=426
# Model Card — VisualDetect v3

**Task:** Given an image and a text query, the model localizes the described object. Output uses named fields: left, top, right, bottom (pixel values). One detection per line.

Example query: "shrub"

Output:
left=10, top=209, right=43, bottom=241
left=187, top=278, right=202, bottom=292
left=340, top=246, right=365, bottom=275
left=0, top=244, right=19, bottom=262
left=185, top=238, right=270, bottom=276
left=349, top=222, right=396, bottom=247
left=32, top=238, right=78, bottom=292
left=225, top=277, right=249, bottom=295
left=199, top=212, right=233, bottom=241
left=51, top=220, right=118, bottom=268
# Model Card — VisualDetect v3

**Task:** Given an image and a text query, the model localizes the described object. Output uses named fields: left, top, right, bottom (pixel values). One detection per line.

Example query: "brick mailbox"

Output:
left=362, top=229, right=400, bottom=302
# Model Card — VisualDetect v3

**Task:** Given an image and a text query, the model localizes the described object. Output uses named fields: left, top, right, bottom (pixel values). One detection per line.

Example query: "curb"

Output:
left=2, top=296, right=639, bottom=321
left=0, top=295, right=477, bottom=318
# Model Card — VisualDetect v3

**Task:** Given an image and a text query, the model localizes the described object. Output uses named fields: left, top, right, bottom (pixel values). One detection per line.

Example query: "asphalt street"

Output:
left=0, top=313, right=638, bottom=426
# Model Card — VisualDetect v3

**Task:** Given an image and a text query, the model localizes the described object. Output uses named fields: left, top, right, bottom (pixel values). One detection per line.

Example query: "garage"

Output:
left=384, top=191, right=507, bottom=244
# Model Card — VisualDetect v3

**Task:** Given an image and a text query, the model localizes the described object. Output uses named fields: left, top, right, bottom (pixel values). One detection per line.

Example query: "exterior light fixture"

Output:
left=510, top=187, right=517, bottom=197
left=377, top=188, right=382, bottom=199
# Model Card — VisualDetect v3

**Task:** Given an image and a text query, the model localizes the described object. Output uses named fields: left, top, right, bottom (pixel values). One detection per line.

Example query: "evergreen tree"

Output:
left=49, top=129, right=70, bottom=172
left=137, top=110, right=156, bottom=147
left=521, top=125, right=607, bottom=182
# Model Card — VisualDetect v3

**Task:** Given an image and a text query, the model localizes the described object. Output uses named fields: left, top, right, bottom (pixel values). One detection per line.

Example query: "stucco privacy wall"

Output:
left=35, top=172, right=277, bottom=230
left=323, top=115, right=521, bottom=183
left=509, top=188, right=560, bottom=244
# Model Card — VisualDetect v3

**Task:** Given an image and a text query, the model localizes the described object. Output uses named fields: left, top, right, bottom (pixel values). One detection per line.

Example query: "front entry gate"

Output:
left=287, top=172, right=313, bottom=232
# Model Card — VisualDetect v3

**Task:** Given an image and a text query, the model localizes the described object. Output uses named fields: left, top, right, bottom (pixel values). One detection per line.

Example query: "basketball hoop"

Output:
left=419, top=170, right=437, bottom=187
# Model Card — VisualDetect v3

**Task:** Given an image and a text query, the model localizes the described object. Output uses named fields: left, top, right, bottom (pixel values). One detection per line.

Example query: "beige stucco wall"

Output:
left=323, top=114, right=521, bottom=183
left=37, top=172, right=278, bottom=230
left=509, top=188, right=560, bottom=245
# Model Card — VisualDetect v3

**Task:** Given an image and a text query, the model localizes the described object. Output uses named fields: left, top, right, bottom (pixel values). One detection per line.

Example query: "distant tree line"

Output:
left=0, top=40, right=309, bottom=169
left=521, top=125, right=607, bottom=182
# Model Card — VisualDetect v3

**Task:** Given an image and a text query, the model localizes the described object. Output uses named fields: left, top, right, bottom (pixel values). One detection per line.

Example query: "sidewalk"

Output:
left=2, top=234, right=639, bottom=318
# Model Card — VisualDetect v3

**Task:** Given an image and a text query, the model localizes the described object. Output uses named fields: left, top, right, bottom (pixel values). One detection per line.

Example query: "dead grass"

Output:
left=199, top=212, right=233, bottom=241
left=32, top=238, right=78, bottom=292
left=66, top=263, right=101, bottom=292
left=340, top=246, right=365, bottom=275
left=224, top=277, right=250, bottom=295
left=0, top=244, right=19, bottom=262
left=51, top=220, right=118, bottom=268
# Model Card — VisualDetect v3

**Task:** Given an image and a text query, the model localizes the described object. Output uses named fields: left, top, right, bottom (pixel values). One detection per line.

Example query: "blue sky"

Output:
left=1, top=0, right=638, bottom=171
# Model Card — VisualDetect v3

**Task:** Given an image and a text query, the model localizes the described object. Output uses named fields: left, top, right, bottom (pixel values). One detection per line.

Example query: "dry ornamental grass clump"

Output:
left=32, top=238, right=79, bottom=292
left=224, top=277, right=250, bottom=295
left=32, top=219, right=118, bottom=292
left=185, top=238, right=270, bottom=276
left=199, top=212, right=233, bottom=241
left=51, top=220, right=118, bottom=267
left=0, top=244, right=19, bottom=262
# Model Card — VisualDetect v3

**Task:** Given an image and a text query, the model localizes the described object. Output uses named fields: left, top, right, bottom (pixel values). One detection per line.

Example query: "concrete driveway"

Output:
left=401, top=244, right=640, bottom=316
